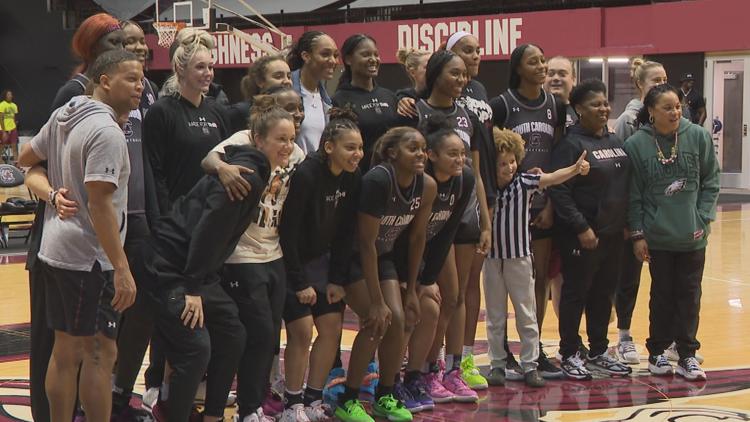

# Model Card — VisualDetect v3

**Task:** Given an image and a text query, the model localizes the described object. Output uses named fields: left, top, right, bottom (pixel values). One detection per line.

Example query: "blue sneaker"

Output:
left=404, top=376, right=434, bottom=411
left=393, top=381, right=422, bottom=413
left=359, top=360, right=379, bottom=399
left=323, top=367, right=347, bottom=407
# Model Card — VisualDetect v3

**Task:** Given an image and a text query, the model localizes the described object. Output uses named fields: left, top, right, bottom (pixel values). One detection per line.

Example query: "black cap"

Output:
left=680, top=72, right=695, bottom=82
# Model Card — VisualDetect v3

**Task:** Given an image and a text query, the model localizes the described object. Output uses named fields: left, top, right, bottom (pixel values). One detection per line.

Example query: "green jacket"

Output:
left=624, top=118, right=720, bottom=251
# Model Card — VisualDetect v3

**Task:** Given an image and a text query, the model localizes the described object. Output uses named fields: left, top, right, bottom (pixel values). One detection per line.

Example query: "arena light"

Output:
left=588, top=58, right=604, bottom=63
left=608, top=57, right=630, bottom=63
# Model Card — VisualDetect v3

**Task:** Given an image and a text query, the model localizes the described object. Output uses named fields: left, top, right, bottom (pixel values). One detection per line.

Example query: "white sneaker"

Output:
left=141, top=387, right=159, bottom=411
left=676, top=357, right=706, bottom=381
left=664, top=342, right=704, bottom=364
left=279, top=404, right=311, bottom=422
left=617, top=337, right=640, bottom=365
left=193, top=379, right=238, bottom=406
left=303, top=400, right=331, bottom=421
left=648, top=354, right=674, bottom=376
left=234, top=408, right=276, bottom=422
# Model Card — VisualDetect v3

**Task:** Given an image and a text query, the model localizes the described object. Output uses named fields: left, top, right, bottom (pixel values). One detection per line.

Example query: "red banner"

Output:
left=146, top=0, right=750, bottom=70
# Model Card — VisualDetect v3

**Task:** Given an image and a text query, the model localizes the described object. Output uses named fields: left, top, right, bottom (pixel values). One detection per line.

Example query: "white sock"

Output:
left=160, top=382, right=169, bottom=401
left=619, top=329, right=631, bottom=340
left=438, top=346, right=446, bottom=362
left=462, top=345, right=473, bottom=360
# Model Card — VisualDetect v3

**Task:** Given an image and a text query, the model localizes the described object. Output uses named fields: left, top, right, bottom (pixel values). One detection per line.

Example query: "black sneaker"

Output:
left=505, top=353, right=524, bottom=381
left=537, top=348, right=563, bottom=379
left=486, top=367, right=505, bottom=386
left=561, top=352, right=593, bottom=381
left=586, top=352, right=633, bottom=377
left=524, top=369, right=546, bottom=388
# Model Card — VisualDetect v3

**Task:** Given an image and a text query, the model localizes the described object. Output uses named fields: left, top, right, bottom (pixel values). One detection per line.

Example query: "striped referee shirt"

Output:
left=490, top=173, right=541, bottom=259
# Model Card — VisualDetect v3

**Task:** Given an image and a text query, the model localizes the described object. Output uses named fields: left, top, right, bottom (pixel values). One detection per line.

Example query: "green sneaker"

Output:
left=335, top=399, right=374, bottom=422
left=460, top=354, right=489, bottom=390
left=372, top=394, right=413, bottom=422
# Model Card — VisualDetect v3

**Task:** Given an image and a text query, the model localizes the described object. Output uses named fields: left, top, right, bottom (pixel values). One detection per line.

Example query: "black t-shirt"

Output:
left=332, top=82, right=399, bottom=172
left=683, top=89, right=706, bottom=124
left=226, top=100, right=252, bottom=135
left=279, top=153, right=361, bottom=291
left=358, top=163, right=425, bottom=255
left=144, top=94, right=229, bottom=214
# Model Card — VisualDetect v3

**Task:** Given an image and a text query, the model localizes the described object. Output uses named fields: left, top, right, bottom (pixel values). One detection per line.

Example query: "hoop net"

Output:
left=153, top=21, right=187, bottom=48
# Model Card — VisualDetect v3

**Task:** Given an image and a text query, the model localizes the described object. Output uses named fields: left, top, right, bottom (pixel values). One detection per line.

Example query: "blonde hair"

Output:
left=161, top=28, right=215, bottom=96
left=630, top=58, right=664, bottom=92
left=396, top=48, right=430, bottom=83
left=492, top=127, right=526, bottom=163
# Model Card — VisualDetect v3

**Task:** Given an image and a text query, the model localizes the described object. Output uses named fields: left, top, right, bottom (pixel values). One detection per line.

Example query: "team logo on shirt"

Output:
left=664, top=178, right=687, bottom=196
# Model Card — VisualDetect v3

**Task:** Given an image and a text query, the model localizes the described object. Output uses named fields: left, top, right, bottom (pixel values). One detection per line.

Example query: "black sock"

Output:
left=393, top=372, right=401, bottom=384
left=448, top=354, right=461, bottom=372
left=429, top=361, right=440, bottom=373
left=304, top=387, right=323, bottom=406
left=404, top=370, right=421, bottom=384
left=375, top=383, right=393, bottom=400
left=338, top=385, right=359, bottom=406
left=284, top=390, right=304, bottom=408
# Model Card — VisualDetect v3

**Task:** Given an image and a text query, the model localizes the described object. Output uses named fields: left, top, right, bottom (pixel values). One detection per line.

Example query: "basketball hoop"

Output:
left=153, top=21, right=186, bottom=48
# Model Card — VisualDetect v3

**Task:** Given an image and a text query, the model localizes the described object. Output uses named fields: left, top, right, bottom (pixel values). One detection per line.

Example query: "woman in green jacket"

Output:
left=624, top=83, right=719, bottom=382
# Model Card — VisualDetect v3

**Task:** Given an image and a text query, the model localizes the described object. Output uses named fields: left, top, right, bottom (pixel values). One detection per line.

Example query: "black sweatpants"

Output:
left=558, top=232, right=624, bottom=359
left=29, top=261, right=53, bottom=422
left=113, top=225, right=154, bottom=406
left=645, top=248, right=705, bottom=359
left=223, top=259, right=286, bottom=418
left=614, top=238, right=644, bottom=331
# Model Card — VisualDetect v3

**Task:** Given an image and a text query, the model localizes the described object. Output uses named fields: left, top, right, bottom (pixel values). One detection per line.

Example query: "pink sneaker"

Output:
left=262, top=388, right=284, bottom=417
left=423, top=372, right=453, bottom=403
left=442, top=369, right=478, bottom=403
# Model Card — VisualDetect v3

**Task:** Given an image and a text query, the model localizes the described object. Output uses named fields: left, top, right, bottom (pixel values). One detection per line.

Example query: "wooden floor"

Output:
left=1, top=186, right=749, bottom=421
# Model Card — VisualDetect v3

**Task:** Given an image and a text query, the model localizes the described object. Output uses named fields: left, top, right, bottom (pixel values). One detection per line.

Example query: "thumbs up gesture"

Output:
left=576, top=150, right=590, bottom=176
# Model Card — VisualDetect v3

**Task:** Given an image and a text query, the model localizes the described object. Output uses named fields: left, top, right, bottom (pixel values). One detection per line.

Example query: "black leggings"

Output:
left=29, top=261, right=54, bottom=422
left=614, top=239, right=644, bottom=331
left=223, top=259, right=286, bottom=418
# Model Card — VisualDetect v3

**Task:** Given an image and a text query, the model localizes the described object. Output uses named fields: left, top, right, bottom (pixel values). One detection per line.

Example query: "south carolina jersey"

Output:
left=425, top=171, right=465, bottom=241
left=498, top=89, right=558, bottom=173
left=370, top=163, right=425, bottom=255
left=416, top=99, right=474, bottom=159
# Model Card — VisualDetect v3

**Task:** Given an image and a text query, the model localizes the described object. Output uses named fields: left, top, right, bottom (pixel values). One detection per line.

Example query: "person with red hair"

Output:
left=50, top=13, right=124, bottom=111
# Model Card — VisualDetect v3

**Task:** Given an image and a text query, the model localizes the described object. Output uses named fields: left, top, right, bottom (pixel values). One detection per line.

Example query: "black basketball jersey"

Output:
left=425, top=171, right=464, bottom=241
left=499, top=89, right=558, bottom=173
left=370, top=163, right=425, bottom=255
left=416, top=99, right=474, bottom=157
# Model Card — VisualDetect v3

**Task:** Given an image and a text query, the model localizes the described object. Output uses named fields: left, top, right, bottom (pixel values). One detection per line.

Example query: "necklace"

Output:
left=654, top=131, right=679, bottom=165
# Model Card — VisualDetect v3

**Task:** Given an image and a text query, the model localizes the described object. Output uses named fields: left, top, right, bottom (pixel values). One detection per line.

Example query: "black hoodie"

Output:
left=548, top=124, right=630, bottom=236
left=147, top=145, right=271, bottom=295
left=332, top=82, right=399, bottom=172
left=279, top=152, right=361, bottom=291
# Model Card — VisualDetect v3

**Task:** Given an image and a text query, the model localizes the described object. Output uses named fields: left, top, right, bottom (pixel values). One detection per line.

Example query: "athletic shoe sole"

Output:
left=676, top=366, right=706, bottom=381
left=586, top=363, right=632, bottom=377
left=451, top=395, right=478, bottom=403
left=561, top=369, right=593, bottom=381
left=648, top=363, right=674, bottom=376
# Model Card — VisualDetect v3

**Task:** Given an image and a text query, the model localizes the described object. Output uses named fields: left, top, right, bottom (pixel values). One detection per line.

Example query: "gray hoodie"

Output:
left=614, top=98, right=643, bottom=142
left=31, top=95, right=130, bottom=271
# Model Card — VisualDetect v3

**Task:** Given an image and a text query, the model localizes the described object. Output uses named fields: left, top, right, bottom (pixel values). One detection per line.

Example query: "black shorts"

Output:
left=454, top=201, right=480, bottom=245
left=530, top=207, right=554, bottom=240
left=348, top=252, right=399, bottom=284
left=393, top=252, right=432, bottom=286
left=44, top=262, right=119, bottom=339
left=283, top=254, right=345, bottom=323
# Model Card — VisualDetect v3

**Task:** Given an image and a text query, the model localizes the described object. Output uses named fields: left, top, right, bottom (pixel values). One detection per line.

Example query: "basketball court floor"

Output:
left=1, top=184, right=749, bottom=421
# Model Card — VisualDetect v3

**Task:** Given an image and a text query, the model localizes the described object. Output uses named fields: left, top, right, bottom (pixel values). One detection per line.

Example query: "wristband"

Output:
left=630, top=230, right=645, bottom=241
left=48, top=190, right=59, bottom=209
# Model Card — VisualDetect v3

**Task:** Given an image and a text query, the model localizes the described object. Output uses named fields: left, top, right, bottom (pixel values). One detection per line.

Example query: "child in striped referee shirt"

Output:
left=484, top=128, right=589, bottom=387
